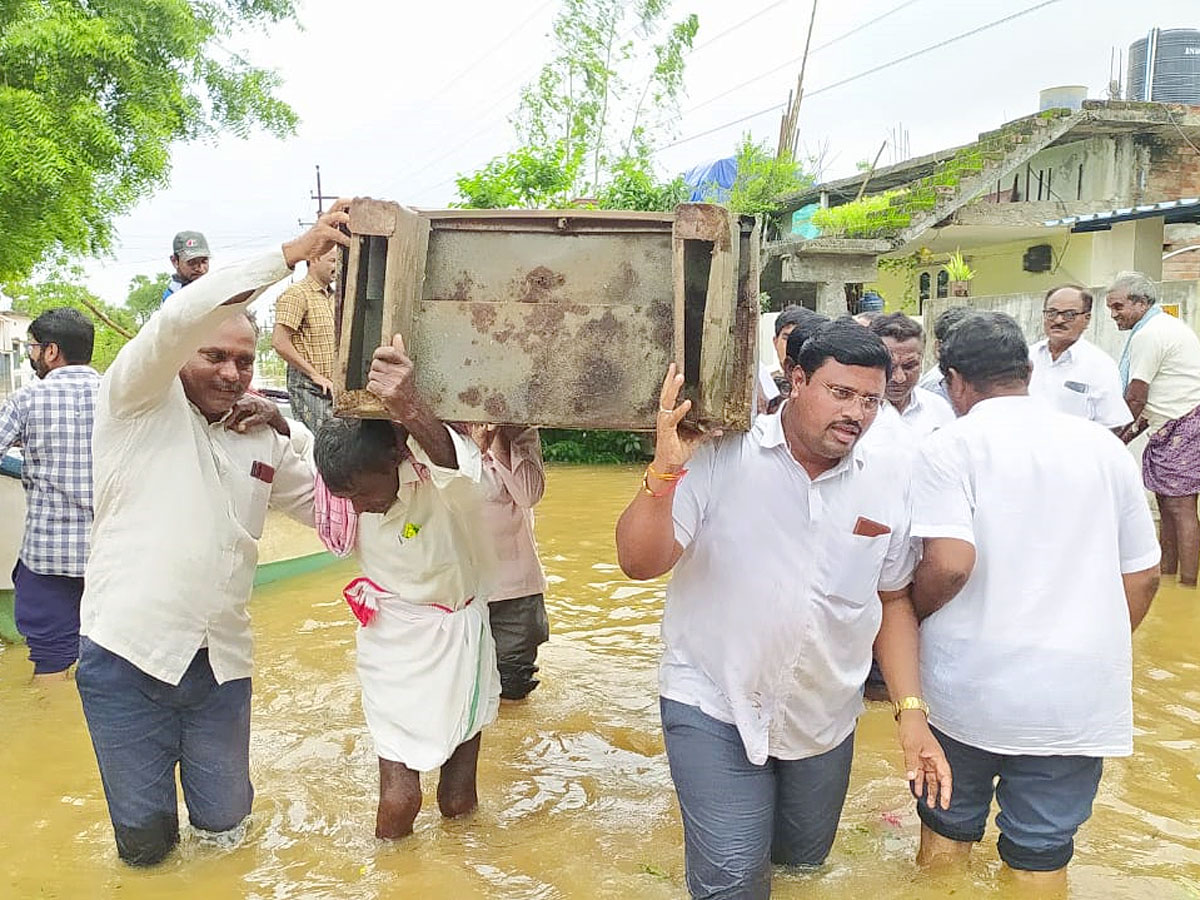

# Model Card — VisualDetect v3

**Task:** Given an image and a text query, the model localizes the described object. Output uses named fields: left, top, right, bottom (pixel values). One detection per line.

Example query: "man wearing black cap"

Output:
left=162, top=231, right=211, bottom=302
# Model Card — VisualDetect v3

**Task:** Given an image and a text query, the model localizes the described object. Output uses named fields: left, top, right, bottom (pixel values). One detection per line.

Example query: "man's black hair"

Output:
left=797, top=319, right=892, bottom=380
left=869, top=311, right=924, bottom=344
left=28, top=308, right=94, bottom=365
left=774, top=304, right=818, bottom=338
left=933, top=306, right=973, bottom=344
left=784, top=310, right=832, bottom=362
left=314, top=418, right=398, bottom=494
left=938, top=311, right=1031, bottom=388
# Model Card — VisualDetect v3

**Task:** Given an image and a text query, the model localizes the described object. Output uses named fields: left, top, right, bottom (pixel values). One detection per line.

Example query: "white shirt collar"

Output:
left=757, top=403, right=864, bottom=479
left=1034, top=338, right=1077, bottom=366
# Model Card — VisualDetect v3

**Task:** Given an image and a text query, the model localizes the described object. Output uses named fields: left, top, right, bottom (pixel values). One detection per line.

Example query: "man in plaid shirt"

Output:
left=0, top=308, right=100, bottom=681
left=271, top=245, right=338, bottom=432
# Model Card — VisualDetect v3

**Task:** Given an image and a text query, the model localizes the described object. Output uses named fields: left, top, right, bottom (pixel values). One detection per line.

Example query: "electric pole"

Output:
left=299, top=164, right=340, bottom=226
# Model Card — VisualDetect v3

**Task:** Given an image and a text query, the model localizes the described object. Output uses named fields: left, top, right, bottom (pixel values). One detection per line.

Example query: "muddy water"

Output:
left=2, top=464, right=1198, bottom=899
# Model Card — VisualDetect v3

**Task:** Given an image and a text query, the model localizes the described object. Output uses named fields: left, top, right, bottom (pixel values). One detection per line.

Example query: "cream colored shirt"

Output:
left=81, top=249, right=316, bottom=686
left=1127, top=311, right=1200, bottom=429
left=356, top=426, right=492, bottom=607
left=480, top=428, right=547, bottom=601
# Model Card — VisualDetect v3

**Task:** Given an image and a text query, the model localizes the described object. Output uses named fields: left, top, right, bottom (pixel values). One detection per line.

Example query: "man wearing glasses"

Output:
left=0, top=309, right=100, bottom=681
left=616, top=320, right=951, bottom=899
left=1029, top=285, right=1131, bottom=430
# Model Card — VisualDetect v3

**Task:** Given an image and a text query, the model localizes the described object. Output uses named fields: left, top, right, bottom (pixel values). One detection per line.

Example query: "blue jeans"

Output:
left=75, top=637, right=253, bottom=866
left=917, top=727, right=1103, bottom=871
left=660, top=697, right=855, bottom=900
left=12, top=560, right=83, bottom=674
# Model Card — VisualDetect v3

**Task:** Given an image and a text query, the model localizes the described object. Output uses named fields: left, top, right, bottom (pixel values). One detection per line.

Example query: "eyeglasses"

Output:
left=22, top=341, right=43, bottom=357
left=1043, top=308, right=1089, bottom=322
left=820, top=380, right=883, bottom=413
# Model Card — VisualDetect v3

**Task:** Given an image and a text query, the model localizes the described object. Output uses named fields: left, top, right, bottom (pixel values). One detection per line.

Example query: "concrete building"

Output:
left=765, top=100, right=1200, bottom=318
left=0, top=311, right=31, bottom=401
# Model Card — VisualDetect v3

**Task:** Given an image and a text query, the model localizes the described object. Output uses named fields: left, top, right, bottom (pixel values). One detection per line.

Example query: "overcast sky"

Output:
left=81, top=0, right=1199, bottom=306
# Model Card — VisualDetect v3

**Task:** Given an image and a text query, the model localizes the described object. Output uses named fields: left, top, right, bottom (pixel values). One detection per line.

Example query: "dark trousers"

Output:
left=286, top=366, right=333, bottom=434
left=488, top=593, right=549, bottom=699
left=12, top=559, right=83, bottom=674
left=661, top=697, right=855, bottom=900
left=75, top=638, right=253, bottom=866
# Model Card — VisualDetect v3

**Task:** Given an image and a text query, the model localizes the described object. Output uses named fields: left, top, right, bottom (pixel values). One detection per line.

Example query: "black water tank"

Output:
left=1128, top=28, right=1200, bottom=103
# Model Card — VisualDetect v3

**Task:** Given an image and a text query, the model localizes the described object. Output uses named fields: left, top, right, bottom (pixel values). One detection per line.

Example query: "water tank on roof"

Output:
left=1127, top=28, right=1200, bottom=103
left=1039, top=85, right=1087, bottom=111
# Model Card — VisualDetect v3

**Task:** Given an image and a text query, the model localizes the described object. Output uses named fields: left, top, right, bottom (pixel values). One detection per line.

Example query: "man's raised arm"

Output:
left=615, top=363, right=713, bottom=581
left=104, top=205, right=350, bottom=418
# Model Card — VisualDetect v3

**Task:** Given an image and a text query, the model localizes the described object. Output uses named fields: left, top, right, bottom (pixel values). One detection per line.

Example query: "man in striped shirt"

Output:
left=0, top=308, right=100, bottom=681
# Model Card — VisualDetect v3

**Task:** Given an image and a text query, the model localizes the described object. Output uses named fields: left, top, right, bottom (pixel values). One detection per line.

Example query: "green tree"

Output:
left=124, top=273, right=171, bottom=325
left=0, top=0, right=300, bottom=281
left=455, top=0, right=698, bottom=211
left=6, top=270, right=137, bottom=370
left=723, top=134, right=813, bottom=216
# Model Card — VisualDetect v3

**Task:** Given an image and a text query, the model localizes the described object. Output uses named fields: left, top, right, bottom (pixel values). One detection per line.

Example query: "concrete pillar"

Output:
left=1089, top=215, right=1165, bottom=286
left=816, top=281, right=847, bottom=318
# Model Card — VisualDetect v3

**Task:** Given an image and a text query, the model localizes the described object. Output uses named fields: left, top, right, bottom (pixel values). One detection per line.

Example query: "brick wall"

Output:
left=1165, top=242, right=1200, bottom=280
left=1145, top=136, right=1200, bottom=201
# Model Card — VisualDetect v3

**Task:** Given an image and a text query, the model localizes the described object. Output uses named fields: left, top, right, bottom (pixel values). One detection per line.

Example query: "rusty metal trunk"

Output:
left=334, top=200, right=759, bottom=431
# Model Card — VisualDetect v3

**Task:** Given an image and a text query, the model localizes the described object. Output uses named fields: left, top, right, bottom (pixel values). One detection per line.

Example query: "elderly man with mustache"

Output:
left=75, top=204, right=351, bottom=867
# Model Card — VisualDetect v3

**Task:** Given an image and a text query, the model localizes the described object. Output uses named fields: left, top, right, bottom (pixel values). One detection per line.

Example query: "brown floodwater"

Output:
left=2, top=464, right=1198, bottom=898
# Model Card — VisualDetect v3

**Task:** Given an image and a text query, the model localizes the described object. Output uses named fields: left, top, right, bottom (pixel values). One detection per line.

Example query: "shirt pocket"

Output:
left=824, top=532, right=890, bottom=606
left=233, top=468, right=272, bottom=540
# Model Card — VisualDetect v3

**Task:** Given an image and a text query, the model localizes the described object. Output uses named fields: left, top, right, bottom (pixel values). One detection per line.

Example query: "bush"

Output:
left=541, top=429, right=651, bottom=464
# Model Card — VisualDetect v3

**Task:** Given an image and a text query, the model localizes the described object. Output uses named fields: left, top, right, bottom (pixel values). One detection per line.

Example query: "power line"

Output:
left=692, top=0, right=792, bottom=54
left=386, top=0, right=799, bottom=201
left=433, top=0, right=555, bottom=100
left=653, top=0, right=927, bottom=132
left=655, top=0, right=1070, bottom=154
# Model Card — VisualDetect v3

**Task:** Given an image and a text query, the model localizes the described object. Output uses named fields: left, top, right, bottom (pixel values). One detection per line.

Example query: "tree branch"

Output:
left=78, top=295, right=135, bottom=340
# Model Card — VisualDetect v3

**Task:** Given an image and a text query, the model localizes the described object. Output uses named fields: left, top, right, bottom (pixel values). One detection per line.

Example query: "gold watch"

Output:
left=892, top=696, right=930, bottom=721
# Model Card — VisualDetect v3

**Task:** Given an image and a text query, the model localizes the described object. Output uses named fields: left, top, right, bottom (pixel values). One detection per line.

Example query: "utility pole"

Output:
left=776, top=0, right=818, bottom=161
left=299, top=164, right=340, bottom=226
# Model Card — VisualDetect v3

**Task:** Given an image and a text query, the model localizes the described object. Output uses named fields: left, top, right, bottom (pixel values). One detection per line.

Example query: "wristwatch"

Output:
left=892, top=696, right=930, bottom=721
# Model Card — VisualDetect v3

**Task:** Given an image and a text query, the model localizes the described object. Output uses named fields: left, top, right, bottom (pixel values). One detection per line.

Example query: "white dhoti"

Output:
left=355, top=588, right=500, bottom=772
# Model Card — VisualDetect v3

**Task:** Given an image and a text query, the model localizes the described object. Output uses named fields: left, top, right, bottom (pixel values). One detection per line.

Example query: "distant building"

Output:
left=0, top=311, right=32, bottom=400
left=765, top=99, right=1200, bottom=320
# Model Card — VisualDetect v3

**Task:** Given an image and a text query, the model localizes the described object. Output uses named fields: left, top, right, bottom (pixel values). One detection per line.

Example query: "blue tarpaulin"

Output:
left=682, top=156, right=738, bottom=202
left=790, top=203, right=822, bottom=239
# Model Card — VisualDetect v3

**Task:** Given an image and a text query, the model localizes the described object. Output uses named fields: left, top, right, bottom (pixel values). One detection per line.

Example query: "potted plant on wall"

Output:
left=943, top=250, right=975, bottom=297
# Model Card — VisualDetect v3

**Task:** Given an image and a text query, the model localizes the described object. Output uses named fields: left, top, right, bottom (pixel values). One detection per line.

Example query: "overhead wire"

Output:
left=657, top=0, right=927, bottom=129
left=398, top=0, right=805, bottom=203
left=654, top=0, right=1070, bottom=154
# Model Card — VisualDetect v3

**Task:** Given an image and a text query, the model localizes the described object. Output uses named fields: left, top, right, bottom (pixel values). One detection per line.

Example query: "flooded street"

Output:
left=2, top=463, right=1199, bottom=898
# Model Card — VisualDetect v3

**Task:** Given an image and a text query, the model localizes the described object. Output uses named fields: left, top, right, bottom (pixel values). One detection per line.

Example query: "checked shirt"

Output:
left=0, top=365, right=101, bottom=576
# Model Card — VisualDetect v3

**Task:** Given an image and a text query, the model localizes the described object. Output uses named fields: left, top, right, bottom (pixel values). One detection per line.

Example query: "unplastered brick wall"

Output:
left=1145, top=136, right=1200, bottom=201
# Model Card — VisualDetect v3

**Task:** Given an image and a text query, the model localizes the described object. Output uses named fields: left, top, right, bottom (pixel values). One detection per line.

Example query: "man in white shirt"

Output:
left=313, top=336, right=499, bottom=841
left=911, top=312, right=1160, bottom=891
left=1029, top=285, right=1132, bottom=429
left=1107, top=271, right=1200, bottom=587
left=74, top=206, right=350, bottom=867
left=917, top=306, right=972, bottom=403
left=616, top=320, right=951, bottom=899
left=869, top=313, right=955, bottom=437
